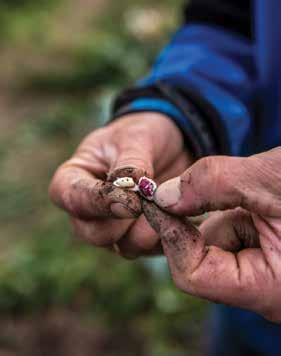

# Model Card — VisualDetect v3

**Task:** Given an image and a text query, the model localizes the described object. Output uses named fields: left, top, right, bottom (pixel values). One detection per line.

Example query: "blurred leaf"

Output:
left=0, top=0, right=205, bottom=354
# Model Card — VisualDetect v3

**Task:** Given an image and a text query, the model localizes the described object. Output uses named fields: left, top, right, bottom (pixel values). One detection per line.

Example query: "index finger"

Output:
left=49, top=163, right=142, bottom=220
left=142, top=201, right=273, bottom=318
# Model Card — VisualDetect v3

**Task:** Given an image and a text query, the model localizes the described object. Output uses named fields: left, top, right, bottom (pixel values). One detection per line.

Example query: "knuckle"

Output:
left=172, top=272, right=192, bottom=294
left=199, top=156, right=245, bottom=206
left=71, top=220, right=107, bottom=247
left=62, top=183, right=81, bottom=216
left=194, top=156, right=225, bottom=190
left=191, top=157, right=212, bottom=181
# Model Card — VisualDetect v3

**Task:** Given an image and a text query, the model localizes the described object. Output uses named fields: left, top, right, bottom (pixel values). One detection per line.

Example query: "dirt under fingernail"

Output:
left=107, top=166, right=147, bottom=182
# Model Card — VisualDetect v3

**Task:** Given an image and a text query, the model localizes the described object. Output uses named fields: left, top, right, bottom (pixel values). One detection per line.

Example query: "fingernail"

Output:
left=110, top=203, right=136, bottom=219
left=154, top=177, right=181, bottom=208
left=108, top=166, right=145, bottom=183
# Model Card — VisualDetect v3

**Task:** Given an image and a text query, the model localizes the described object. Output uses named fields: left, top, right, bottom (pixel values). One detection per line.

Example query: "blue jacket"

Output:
left=113, top=1, right=281, bottom=354
left=114, top=0, right=281, bottom=158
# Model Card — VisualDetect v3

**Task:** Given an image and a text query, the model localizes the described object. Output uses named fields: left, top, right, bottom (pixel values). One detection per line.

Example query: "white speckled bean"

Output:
left=113, top=177, right=136, bottom=188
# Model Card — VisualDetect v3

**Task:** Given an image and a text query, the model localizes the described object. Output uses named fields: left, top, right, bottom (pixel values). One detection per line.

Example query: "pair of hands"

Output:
left=50, top=113, right=281, bottom=323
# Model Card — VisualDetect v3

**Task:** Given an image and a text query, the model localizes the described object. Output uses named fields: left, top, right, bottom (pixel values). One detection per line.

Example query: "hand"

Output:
left=144, top=148, right=281, bottom=322
left=49, top=112, right=192, bottom=258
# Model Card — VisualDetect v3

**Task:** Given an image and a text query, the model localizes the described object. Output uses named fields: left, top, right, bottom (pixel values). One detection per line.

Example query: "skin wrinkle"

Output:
left=231, top=211, right=259, bottom=249
left=67, top=177, right=94, bottom=216
left=237, top=249, right=273, bottom=311
left=64, top=155, right=108, bottom=175
left=234, top=252, right=242, bottom=289
left=189, top=248, right=238, bottom=305
left=100, top=141, right=117, bottom=169
left=252, top=154, right=281, bottom=193
left=254, top=216, right=281, bottom=278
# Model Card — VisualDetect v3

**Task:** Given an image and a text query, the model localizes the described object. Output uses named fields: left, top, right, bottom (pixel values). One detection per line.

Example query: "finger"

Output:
left=252, top=214, right=281, bottom=272
left=107, top=126, right=155, bottom=180
left=154, top=155, right=248, bottom=216
left=107, top=112, right=188, bottom=181
left=71, top=217, right=134, bottom=247
left=201, top=208, right=260, bottom=251
left=143, top=201, right=273, bottom=317
left=49, top=164, right=141, bottom=220
left=156, top=151, right=190, bottom=184
left=155, top=153, right=281, bottom=217
left=155, top=150, right=281, bottom=217
left=107, top=166, right=150, bottom=183
left=116, top=214, right=162, bottom=259
left=143, top=201, right=205, bottom=275
left=108, top=152, right=190, bottom=259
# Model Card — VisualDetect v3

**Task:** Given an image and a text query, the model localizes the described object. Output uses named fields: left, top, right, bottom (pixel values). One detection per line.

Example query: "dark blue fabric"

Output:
left=208, top=306, right=281, bottom=356
left=129, top=98, right=207, bottom=151
left=255, top=0, right=281, bottom=153
left=136, top=24, right=258, bottom=156
left=125, top=1, right=281, bottom=354
left=130, top=98, right=191, bottom=134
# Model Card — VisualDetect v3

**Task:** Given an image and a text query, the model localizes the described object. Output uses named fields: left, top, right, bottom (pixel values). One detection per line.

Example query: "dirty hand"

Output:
left=143, top=148, right=281, bottom=322
left=49, top=112, right=191, bottom=258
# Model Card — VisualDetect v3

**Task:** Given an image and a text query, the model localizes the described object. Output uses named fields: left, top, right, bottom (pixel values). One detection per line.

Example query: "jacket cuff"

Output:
left=111, top=83, right=223, bottom=158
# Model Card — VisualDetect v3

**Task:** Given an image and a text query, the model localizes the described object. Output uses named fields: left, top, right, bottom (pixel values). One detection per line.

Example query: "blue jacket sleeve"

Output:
left=112, top=24, right=258, bottom=157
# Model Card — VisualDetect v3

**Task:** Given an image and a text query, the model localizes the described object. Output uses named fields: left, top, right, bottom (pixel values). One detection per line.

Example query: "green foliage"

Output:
left=0, top=0, right=58, bottom=44
left=27, top=35, right=150, bottom=93
left=0, top=0, right=205, bottom=354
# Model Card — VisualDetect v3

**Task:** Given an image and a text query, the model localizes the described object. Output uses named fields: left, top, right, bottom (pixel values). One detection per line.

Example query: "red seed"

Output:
left=138, top=177, right=156, bottom=200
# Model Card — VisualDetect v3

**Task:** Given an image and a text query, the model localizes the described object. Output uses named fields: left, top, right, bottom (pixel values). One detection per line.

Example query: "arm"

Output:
left=113, top=0, right=256, bottom=158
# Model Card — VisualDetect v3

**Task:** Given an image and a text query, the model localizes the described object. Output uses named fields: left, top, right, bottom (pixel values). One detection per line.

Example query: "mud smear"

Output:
left=142, top=200, right=199, bottom=240
left=98, top=181, right=142, bottom=218
left=143, top=200, right=205, bottom=274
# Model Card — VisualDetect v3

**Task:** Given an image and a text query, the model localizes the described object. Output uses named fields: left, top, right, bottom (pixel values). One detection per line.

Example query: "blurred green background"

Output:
left=0, top=0, right=207, bottom=355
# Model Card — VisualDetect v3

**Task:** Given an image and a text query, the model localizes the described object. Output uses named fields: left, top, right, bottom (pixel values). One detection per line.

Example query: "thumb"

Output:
left=106, top=137, right=154, bottom=217
left=154, top=155, right=254, bottom=216
left=107, top=111, right=187, bottom=183
left=108, top=138, right=155, bottom=183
